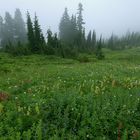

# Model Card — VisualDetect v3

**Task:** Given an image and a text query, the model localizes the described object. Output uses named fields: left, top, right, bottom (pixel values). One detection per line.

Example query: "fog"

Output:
left=1, top=0, right=140, bottom=38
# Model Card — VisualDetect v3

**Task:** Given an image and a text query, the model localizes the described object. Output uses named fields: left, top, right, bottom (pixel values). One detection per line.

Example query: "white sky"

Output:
left=0, top=0, right=140, bottom=38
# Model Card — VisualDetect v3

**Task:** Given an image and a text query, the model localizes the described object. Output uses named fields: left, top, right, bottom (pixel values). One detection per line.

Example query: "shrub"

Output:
left=77, top=54, right=90, bottom=63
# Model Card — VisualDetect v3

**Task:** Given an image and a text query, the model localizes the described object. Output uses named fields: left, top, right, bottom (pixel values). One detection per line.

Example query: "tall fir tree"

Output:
left=86, top=30, right=92, bottom=48
left=59, top=8, right=71, bottom=44
left=96, top=36, right=104, bottom=60
left=14, top=9, right=27, bottom=43
left=46, top=29, right=55, bottom=55
left=91, top=30, right=96, bottom=49
left=0, top=16, right=4, bottom=46
left=81, top=27, right=86, bottom=48
left=3, top=12, right=14, bottom=45
left=69, top=15, right=78, bottom=45
left=77, top=3, right=84, bottom=33
left=34, top=14, right=45, bottom=53
left=77, top=3, right=85, bottom=47
left=27, top=12, right=35, bottom=52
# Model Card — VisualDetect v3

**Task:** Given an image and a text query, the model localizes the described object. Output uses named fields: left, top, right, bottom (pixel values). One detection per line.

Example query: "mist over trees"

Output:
left=0, top=9, right=26, bottom=47
left=0, top=3, right=140, bottom=59
left=107, top=32, right=140, bottom=50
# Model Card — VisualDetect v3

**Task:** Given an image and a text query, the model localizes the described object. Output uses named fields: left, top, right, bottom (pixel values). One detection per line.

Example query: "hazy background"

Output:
left=1, top=0, right=140, bottom=38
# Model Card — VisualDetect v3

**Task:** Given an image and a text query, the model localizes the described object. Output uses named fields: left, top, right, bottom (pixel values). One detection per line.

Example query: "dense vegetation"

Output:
left=0, top=47, right=140, bottom=139
left=0, top=4, right=104, bottom=59
left=0, top=2, right=140, bottom=140
left=0, top=3, right=140, bottom=59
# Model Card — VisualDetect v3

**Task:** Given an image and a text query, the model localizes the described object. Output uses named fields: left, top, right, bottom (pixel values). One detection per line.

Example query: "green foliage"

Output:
left=34, top=14, right=45, bottom=53
left=46, top=29, right=64, bottom=57
left=86, top=30, right=92, bottom=48
left=14, top=9, right=27, bottom=43
left=59, top=3, right=86, bottom=49
left=77, top=54, right=90, bottom=63
left=12, top=42, right=30, bottom=56
left=1, top=5, right=98, bottom=58
left=0, top=48, right=140, bottom=139
left=26, top=12, right=45, bottom=54
left=91, top=30, right=96, bottom=49
left=3, top=12, right=14, bottom=45
left=96, top=36, right=105, bottom=60
left=3, top=41, right=30, bottom=56
left=63, top=46, right=78, bottom=58
left=59, top=8, right=71, bottom=44
left=27, top=12, right=35, bottom=52
left=0, top=9, right=27, bottom=47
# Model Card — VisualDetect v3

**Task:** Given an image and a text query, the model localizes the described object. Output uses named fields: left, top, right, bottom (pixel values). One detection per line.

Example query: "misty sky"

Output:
left=1, top=0, right=140, bottom=38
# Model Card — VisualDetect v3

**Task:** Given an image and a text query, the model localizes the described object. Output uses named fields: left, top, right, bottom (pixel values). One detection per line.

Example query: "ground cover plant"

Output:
left=0, top=47, right=140, bottom=139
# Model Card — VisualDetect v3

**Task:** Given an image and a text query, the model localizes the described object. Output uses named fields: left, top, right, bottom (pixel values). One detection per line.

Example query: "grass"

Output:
left=0, top=47, right=140, bottom=139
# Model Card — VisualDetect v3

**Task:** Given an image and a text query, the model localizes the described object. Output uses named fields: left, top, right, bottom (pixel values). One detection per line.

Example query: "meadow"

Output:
left=0, top=48, right=140, bottom=139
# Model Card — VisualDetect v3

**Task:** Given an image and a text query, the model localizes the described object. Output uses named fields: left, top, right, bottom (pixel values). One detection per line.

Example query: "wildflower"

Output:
left=123, top=105, right=126, bottom=108
left=15, top=96, right=18, bottom=100
left=27, top=111, right=30, bottom=116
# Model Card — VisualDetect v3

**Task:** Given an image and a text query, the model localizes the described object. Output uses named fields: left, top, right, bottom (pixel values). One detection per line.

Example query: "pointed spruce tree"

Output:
left=91, top=30, right=96, bottom=49
left=69, top=15, right=78, bottom=45
left=0, top=16, right=4, bottom=47
left=27, top=11, right=35, bottom=52
left=86, top=30, right=92, bottom=48
left=14, top=9, right=27, bottom=43
left=34, top=14, right=45, bottom=53
left=59, top=7, right=71, bottom=44
left=77, top=3, right=85, bottom=47
left=96, top=36, right=104, bottom=60
left=3, top=12, right=14, bottom=45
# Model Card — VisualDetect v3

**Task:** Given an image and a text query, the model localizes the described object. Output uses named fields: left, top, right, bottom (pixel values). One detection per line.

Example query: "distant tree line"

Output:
left=2, top=3, right=140, bottom=59
left=106, top=32, right=140, bottom=50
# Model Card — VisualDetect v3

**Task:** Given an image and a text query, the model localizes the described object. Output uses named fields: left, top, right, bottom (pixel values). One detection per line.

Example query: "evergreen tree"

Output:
left=14, top=9, right=27, bottom=43
left=53, top=33, right=59, bottom=48
left=3, top=12, right=14, bottom=45
left=91, top=30, right=96, bottom=49
left=81, top=27, right=86, bottom=48
left=46, top=29, right=55, bottom=55
left=77, top=3, right=85, bottom=33
left=34, top=14, right=45, bottom=53
left=96, top=36, right=104, bottom=60
left=69, top=15, right=78, bottom=45
left=59, top=8, right=70, bottom=42
left=47, top=29, right=53, bottom=46
left=86, top=30, right=92, bottom=48
left=77, top=3, right=85, bottom=47
left=0, top=16, right=4, bottom=47
left=27, top=12, right=35, bottom=52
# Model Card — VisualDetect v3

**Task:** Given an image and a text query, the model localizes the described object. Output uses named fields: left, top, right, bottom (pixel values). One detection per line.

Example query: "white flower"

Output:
left=15, top=97, right=18, bottom=99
